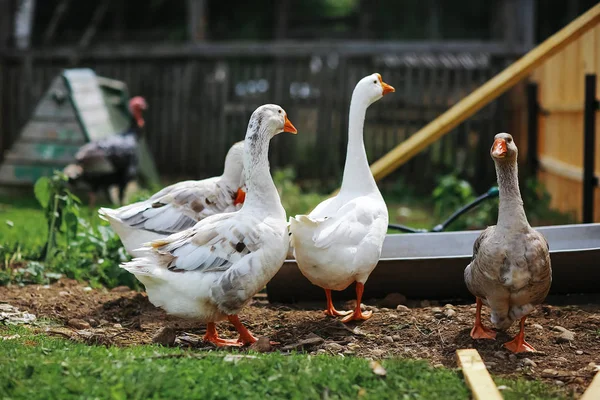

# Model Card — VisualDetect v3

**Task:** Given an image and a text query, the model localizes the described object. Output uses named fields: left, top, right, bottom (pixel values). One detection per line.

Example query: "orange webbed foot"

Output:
left=206, top=337, right=244, bottom=347
left=341, top=309, right=373, bottom=323
left=504, top=337, right=536, bottom=353
left=323, top=308, right=352, bottom=317
left=470, top=323, right=497, bottom=340
left=203, top=323, right=243, bottom=347
left=323, top=289, right=351, bottom=317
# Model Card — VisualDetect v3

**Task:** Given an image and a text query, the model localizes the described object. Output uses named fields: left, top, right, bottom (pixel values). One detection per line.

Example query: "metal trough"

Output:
left=267, top=223, right=600, bottom=303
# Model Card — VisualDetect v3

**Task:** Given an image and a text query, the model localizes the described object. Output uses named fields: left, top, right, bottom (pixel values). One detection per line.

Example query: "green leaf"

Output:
left=33, top=177, right=52, bottom=209
left=64, top=212, right=79, bottom=238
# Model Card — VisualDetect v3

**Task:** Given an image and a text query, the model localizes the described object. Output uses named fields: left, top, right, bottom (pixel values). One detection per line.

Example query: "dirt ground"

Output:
left=2, top=279, right=599, bottom=396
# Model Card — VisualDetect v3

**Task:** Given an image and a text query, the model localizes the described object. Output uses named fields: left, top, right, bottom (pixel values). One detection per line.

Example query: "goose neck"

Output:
left=340, top=96, right=377, bottom=195
left=241, top=129, right=284, bottom=218
left=495, top=159, right=529, bottom=231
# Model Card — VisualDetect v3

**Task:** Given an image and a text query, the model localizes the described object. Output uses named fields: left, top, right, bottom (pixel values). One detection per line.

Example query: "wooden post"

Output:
left=456, top=349, right=502, bottom=400
left=526, top=82, right=539, bottom=176
left=0, top=0, right=12, bottom=157
left=13, top=0, right=35, bottom=50
left=187, top=0, right=207, bottom=42
left=367, top=3, right=600, bottom=183
left=428, top=0, right=440, bottom=40
left=583, top=74, right=598, bottom=223
left=43, top=0, right=70, bottom=45
left=0, top=0, right=14, bottom=48
left=273, top=0, right=290, bottom=39
left=520, top=0, right=536, bottom=49
left=78, top=0, right=110, bottom=49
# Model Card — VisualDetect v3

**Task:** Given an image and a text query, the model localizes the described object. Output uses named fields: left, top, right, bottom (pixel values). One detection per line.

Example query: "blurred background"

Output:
left=0, top=0, right=599, bottom=228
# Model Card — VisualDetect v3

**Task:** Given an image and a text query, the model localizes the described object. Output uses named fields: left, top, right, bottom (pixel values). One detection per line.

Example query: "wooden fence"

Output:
left=531, top=25, right=600, bottom=222
left=0, top=42, right=518, bottom=191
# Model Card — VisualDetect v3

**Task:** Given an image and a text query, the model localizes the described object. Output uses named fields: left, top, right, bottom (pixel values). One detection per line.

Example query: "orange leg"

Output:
left=323, top=289, right=351, bottom=317
left=227, top=315, right=280, bottom=346
left=341, top=283, right=373, bottom=323
left=504, top=317, right=536, bottom=353
left=203, top=322, right=242, bottom=347
left=470, top=297, right=497, bottom=340
left=228, top=315, right=259, bottom=345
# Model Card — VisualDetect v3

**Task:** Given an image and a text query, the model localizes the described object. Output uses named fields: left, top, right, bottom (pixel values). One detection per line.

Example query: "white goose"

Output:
left=289, top=74, right=394, bottom=323
left=99, top=141, right=246, bottom=257
left=121, top=104, right=297, bottom=346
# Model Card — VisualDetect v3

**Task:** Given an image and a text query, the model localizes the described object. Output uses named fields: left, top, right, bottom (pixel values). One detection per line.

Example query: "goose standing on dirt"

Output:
left=121, top=105, right=297, bottom=346
left=465, top=133, right=551, bottom=353
left=99, top=141, right=246, bottom=257
left=289, top=74, right=394, bottom=323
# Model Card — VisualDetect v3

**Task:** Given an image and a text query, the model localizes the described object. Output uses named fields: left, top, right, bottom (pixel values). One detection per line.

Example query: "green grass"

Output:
left=0, top=195, right=133, bottom=288
left=0, top=326, right=565, bottom=400
left=1, top=196, right=47, bottom=259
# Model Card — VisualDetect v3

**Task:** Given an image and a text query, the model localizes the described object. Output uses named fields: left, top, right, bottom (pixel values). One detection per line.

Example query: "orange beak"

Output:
left=377, top=73, right=395, bottom=96
left=492, top=138, right=507, bottom=158
left=283, top=115, right=298, bottom=134
left=234, top=188, right=246, bottom=205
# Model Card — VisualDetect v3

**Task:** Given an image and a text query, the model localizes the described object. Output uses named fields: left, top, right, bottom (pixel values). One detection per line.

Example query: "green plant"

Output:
left=273, top=167, right=328, bottom=218
left=521, top=177, right=575, bottom=225
left=432, top=174, right=498, bottom=231
left=10, top=172, right=138, bottom=289
left=33, top=172, right=82, bottom=261
left=383, top=176, right=419, bottom=204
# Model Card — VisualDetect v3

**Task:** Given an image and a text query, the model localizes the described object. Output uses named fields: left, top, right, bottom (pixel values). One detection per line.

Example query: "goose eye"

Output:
left=278, top=110, right=282, bottom=114
left=373, top=80, right=377, bottom=84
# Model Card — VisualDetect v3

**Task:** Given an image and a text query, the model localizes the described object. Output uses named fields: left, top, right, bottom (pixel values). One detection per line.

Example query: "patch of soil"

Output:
left=1, top=279, right=599, bottom=396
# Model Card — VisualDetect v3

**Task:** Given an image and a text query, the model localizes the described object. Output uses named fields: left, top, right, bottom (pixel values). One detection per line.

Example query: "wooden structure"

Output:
left=367, top=3, right=600, bottom=182
left=530, top=23, right=600, bottom=222
left=0, top=68, right=158, bottom=187
left=456, top=349, right=502, bottom=400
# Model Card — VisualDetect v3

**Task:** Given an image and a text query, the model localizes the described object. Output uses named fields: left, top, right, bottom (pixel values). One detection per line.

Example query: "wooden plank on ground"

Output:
left=581, top=371, right=600, bottom=400
left=456, top=349, right=502, bottom=400
left=367, top=3, right=600, bottom=183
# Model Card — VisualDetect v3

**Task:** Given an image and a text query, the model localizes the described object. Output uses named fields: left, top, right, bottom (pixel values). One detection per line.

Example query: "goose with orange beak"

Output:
left=464, top=133, right=552, bottom=353
left=100, top=141, right=248, bottom=257
left=289, top=73, right=394, bottom=323
left=121, top=105, right=297, bottom=346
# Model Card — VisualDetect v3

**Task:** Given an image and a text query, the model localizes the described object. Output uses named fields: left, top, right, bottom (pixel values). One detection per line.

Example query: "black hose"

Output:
left=387, top=223, right=428, bottom=233
left=431, top=187, right=499, bottom=232
left=387, top=187, right=499, bottom=233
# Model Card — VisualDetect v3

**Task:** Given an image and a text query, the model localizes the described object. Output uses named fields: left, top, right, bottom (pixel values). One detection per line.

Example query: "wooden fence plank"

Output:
left=0, top=41, right=524, bottom=60
left=1, top=47, right=511, bottom=187
left=456, top=349, right=502, bottom=400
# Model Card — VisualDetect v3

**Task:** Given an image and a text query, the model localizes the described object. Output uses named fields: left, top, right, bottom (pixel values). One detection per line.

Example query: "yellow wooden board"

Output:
left=456, top=349, right=502, bottom=400
left=581, top=371, right=600, bottom=400
left=367, top=3, right=600, bottom=183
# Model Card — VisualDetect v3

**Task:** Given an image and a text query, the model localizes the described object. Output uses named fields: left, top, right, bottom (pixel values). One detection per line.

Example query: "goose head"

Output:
left=490, top=133, right=518, bottom=162
left=247, top=104, right=297, bottom=140
left=353, top=73, right=395, bottom=106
